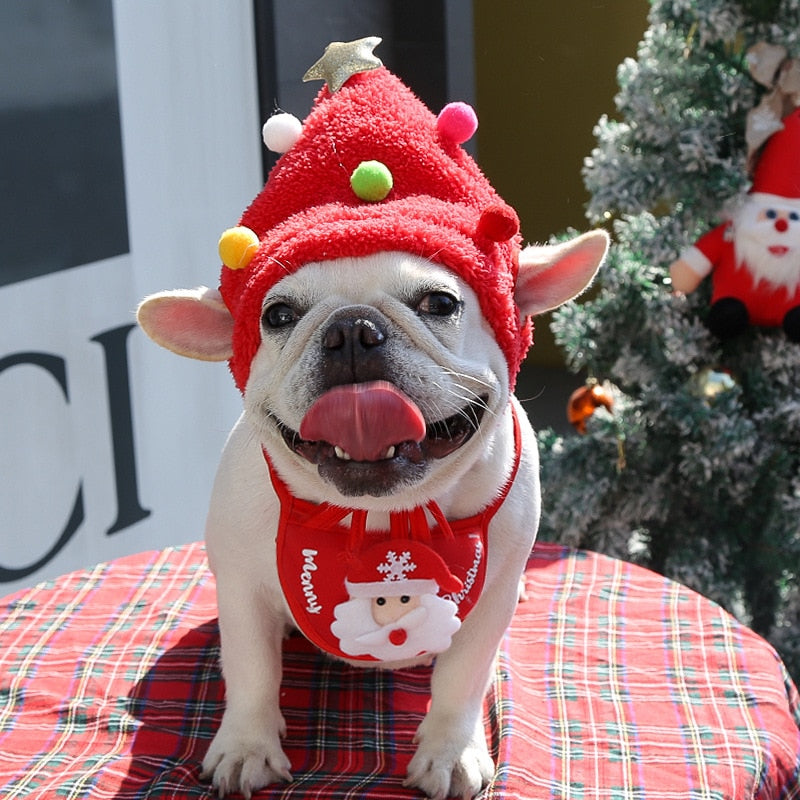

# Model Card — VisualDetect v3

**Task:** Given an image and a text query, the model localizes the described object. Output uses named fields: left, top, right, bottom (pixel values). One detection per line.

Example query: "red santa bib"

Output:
left=267, top=405, right=521, bottom=663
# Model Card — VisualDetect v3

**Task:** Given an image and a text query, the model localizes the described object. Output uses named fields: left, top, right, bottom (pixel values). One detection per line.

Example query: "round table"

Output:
left=0, top=541, right=798, bottom=798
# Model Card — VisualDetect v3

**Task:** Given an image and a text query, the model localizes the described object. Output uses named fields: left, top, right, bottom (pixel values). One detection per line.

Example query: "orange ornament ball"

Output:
left=567, top=382, right=614, bottom=434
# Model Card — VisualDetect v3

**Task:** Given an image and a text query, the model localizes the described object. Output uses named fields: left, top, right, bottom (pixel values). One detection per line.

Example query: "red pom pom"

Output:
left=437, top=102, right=478, bottom=144
left=476, top=205, right=519, bottom=242
left=389, top=628, right=408, bottom=646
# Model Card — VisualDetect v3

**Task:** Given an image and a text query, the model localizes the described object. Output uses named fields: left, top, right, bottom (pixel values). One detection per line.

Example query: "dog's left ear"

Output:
left=137, top=287, right=234, bottom=361
left=515, top=229, right=609, bottom=318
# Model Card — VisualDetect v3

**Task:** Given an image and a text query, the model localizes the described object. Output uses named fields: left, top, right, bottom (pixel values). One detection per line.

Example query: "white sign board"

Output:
left=0, top=1, right=261, bottom=593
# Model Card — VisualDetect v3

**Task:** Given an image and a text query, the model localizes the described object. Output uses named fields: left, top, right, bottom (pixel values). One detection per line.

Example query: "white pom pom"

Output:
left=262, top=112, right=303, bottom=154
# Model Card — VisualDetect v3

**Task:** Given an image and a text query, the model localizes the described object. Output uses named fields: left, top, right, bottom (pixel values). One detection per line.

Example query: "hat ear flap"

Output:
left=137, top=287, right=234, bottom=361
left=515, top=230, right=609, bottom=318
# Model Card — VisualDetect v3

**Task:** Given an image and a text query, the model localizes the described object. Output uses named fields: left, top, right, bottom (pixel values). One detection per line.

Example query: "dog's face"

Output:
left=137, top=229, right=608, bottom=508
left=244, top=253, right=509, bottom=501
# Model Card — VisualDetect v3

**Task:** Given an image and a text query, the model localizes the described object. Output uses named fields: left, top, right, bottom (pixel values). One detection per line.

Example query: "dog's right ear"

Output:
left=515, top=230, right=609, bottom=318
left=136, top=287, right=233, bottom=361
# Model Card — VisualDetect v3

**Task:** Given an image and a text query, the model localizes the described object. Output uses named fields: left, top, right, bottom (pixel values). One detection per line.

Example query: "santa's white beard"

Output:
left=331, top=593, right=461, bottom=661
left=734, top=198, right=800, bottom=290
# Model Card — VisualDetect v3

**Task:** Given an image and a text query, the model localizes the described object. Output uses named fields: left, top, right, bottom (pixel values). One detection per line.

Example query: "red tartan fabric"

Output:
left=0, top=542, right=798, bottom=799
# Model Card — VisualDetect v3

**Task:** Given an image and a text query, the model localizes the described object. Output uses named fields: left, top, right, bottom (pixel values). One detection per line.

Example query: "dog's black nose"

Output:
left=320, top=308, right=390, bottom=385
left=323, top=317, right=386, bottom=351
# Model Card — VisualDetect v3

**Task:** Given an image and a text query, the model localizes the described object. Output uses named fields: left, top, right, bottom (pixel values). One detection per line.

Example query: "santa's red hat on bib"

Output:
left=344, top=541, right=463, bottom=599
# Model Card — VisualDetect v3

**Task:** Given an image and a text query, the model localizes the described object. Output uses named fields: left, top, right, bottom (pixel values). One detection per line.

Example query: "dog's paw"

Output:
left=404, top=725, right=495, bottom=800
left=201, top=721, right=292, bottom=799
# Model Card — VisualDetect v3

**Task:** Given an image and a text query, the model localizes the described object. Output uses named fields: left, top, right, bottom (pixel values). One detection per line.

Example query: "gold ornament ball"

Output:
left=689, top=367, right=737, bottom=403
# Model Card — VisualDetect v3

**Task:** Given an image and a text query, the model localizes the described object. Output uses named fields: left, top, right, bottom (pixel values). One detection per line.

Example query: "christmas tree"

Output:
left=537, top=0, right=800, bottom=679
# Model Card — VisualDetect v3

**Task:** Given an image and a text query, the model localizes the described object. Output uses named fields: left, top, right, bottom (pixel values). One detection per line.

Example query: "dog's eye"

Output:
left=263, top=302, right=299, bottom=329
left=416, top=291, right=461, bottom=317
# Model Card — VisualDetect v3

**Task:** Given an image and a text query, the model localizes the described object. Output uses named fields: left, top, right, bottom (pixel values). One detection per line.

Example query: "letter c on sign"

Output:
left=0, top=352, right=84, bottom=582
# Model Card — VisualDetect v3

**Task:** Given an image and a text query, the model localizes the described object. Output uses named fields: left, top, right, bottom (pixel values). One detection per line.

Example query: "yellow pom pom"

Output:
left=218, top=226, right=259, bottom=270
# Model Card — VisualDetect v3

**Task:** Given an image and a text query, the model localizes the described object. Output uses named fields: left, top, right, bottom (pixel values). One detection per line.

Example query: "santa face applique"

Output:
left=331, top=545, right=463, bottom=661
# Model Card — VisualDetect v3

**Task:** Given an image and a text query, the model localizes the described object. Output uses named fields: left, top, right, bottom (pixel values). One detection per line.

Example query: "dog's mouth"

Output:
left=280, top=403, right=485, bottom=462
left=275, top=382, right=486, bottom=496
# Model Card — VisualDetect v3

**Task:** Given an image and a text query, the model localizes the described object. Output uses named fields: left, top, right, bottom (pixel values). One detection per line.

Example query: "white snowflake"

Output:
left=377, top=550, right=417, bottom=582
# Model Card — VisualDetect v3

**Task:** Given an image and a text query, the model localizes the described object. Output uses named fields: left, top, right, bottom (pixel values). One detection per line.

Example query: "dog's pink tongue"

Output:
left=299, top=381, right=426, bottom=462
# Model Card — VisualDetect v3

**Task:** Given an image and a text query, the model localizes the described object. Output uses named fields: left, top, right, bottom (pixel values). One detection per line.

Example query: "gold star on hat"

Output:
left=302, top=36, right=383, bottom=93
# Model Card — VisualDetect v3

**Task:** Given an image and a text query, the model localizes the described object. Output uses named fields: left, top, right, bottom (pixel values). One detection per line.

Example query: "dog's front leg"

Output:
left=405, top=512, right=533, bottom=799
left=200, top=421, right=292, bottom=797
left=404, top=594, right=509, bottom=800
left=405, top=414, right=539, bottom=800
left=201, top=571, right=292, bottom=797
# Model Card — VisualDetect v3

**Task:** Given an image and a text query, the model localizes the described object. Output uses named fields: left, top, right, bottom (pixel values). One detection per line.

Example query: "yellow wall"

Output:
left=473, top=0, right=648, bottom=367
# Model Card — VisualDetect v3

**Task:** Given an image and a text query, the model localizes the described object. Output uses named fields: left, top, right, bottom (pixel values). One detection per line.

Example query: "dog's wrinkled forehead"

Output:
left=211, top=38, right=531, bottom=394
left=261, top=254, right=463, bottom=310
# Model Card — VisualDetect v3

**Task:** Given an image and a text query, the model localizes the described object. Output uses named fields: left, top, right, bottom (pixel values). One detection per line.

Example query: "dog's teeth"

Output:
left=332, top=445, right=395, bottom=461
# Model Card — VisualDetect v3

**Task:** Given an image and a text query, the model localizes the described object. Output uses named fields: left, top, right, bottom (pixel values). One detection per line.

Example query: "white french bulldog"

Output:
left=137, top=232, right=606, bottom=799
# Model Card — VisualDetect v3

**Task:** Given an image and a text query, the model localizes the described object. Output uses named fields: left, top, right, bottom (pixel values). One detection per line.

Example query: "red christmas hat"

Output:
left=217, top=38, right=531, bottom=393
left=751, top=107, right=800, bottom=198
left=344, top=541, right=463, bottom=598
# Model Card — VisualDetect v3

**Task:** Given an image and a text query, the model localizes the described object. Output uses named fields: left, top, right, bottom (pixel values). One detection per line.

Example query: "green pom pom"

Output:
left=350, top=160, right=393, bottom=202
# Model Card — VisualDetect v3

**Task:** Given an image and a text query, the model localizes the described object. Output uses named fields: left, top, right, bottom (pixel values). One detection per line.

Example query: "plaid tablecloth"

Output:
left=0, top=541, right=798, bottom=799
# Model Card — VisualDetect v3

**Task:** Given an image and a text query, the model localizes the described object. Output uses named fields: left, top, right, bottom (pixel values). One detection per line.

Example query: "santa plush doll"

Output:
left=670, top=108, right=800, bottom=341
